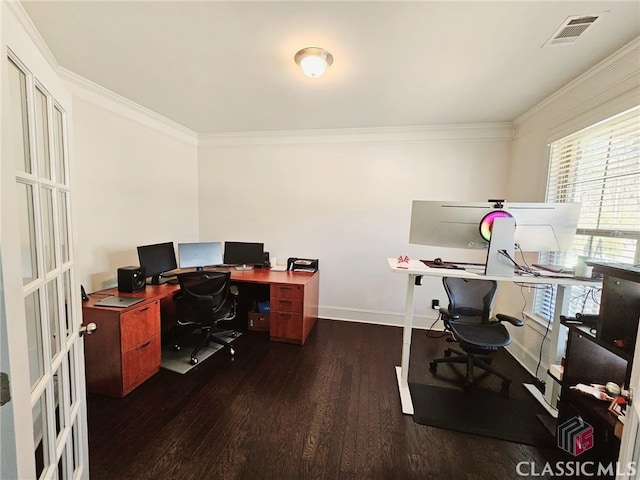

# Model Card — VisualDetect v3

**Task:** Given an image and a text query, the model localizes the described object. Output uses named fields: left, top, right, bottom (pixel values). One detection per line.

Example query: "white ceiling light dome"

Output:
left=294, top=47, right=333, bottom=78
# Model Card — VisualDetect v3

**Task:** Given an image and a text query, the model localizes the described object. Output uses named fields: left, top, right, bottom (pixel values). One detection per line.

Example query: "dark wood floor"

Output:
left=87, top=319, right=562, bottom=479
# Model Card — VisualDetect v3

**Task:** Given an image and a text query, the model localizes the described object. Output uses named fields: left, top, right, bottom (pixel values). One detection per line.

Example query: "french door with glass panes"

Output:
left=1, top=9, right=89, bottom=479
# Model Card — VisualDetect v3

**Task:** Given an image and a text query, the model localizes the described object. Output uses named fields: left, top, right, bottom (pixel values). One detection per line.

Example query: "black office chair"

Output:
left=173, top=270, right=239, bottom=365
left=429, top=276, right=524, bottom=392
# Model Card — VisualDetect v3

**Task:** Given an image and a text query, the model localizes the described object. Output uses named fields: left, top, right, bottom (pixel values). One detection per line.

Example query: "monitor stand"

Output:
left=235, top=264, right=254, bottom=271
left=148, top=274, right=169, bottom=285
left=484, top=216, right=516, bottom=277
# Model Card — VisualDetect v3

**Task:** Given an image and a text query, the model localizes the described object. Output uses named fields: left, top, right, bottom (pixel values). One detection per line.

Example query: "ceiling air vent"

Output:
left=543, top=14, right=603, bottom=47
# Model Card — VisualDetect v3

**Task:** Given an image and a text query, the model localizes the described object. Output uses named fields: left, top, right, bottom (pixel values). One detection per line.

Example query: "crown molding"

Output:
left=198, top=123, right=514, bottom=148
left=513, top=36, right=640, bottom=135
left=59, top=67, right=198, bottom=146
left=5, top=1, right=59, bottom=69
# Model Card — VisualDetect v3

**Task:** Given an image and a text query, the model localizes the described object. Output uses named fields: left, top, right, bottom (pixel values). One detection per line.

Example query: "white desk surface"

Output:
left=387, top=257, right=599, bottom=286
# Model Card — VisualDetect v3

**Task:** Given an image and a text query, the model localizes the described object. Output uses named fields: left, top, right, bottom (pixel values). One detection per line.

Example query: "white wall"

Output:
left=198, top=126, right=512, bottom=327
left=65, top=73, right=200, bottom=292
left=500, top=38, right=640, bottom=374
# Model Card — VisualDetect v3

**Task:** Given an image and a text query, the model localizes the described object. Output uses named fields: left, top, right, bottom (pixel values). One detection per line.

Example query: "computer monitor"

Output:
left=223, top=241, right=264, bottom=271
left=137, top=241, right=178, bottom=285
left=409, top=200, right=581, bottom=276
left=409, top=200, right=581, bottom=252
left=178, top=242, right=223, bottom=271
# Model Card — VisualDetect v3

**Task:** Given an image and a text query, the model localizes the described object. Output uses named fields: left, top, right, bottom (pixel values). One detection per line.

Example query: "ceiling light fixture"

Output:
left=294, top=47, right=333, bottom=78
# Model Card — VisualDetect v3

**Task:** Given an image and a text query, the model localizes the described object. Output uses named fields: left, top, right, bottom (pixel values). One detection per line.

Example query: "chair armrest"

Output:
left=439, top=307, right=460, bottom=320
left=496, top=313, right=524, bottom=327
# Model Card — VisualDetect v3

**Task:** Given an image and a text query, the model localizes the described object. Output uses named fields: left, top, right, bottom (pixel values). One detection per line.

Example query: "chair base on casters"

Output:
left=429, top=347, right=512, bottom=393
left=174, top=327, right=237, bottom=366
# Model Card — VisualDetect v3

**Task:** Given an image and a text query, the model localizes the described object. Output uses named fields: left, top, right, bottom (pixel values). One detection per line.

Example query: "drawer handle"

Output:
left=136, top=306, right=150, bottom=313
left=136, top=340, right=151, bottom=350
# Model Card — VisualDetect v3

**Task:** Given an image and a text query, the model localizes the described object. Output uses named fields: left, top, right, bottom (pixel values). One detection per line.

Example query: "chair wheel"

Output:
left=429, top=361, right=437, bottom=371
left=173, top=344, right=181, bottom=351
left=229, top=347, right=235, bottom=356
left=501, top=380, right=511, bottom=392
left=190, top=357, right=198, bottom=365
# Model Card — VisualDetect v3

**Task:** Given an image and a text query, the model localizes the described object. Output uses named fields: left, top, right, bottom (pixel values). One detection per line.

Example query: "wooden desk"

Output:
left=387, top=258, right=599, bottom=415
left=82, top=268, right=319, bottom=397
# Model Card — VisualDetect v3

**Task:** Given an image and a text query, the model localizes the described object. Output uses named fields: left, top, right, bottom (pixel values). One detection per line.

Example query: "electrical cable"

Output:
left=535, top=313, right=552, bottom=379
left=497, top=249, right=541, bottom=276
left=425, top=312, right=449, bottom=338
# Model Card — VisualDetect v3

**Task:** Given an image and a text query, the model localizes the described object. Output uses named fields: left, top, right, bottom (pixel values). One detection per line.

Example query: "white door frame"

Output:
left=617, top=321, right=640, bottom=479
left=1, top=3, right=89, bottom=478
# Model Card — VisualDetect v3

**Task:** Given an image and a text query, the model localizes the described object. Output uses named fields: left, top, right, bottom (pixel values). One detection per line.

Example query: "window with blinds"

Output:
left=534, top=106, right=640, bottom=321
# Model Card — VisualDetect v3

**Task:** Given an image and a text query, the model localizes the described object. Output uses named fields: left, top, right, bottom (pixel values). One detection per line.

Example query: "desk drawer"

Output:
left=270, top=311, right=302, bottom=340
left=121, top=300, right=160, bottom=350
left=271, top=297, right=303, bottom=314
left=122, top=333, right=160, bottom=393
left=272, top=284, right=303, bottom=301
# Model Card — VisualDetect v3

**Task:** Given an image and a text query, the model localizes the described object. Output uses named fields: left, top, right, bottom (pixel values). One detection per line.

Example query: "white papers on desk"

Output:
left=270, top=265, right=287, bottom=272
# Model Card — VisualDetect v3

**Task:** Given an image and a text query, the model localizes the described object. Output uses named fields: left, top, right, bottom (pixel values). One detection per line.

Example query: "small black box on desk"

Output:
left=287, top=258, right=319, bottom=272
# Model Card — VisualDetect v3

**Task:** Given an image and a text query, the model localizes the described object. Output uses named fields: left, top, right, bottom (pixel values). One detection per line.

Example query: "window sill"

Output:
left=522, top=310, right=554, bottom=334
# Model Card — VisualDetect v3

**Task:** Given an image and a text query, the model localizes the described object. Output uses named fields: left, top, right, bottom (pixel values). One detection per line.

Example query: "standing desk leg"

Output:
left=396, top=274, right=416, bottom=415
left=523, top=284, right=570, bottom=416
left=543, top=284, right=570, bottom=407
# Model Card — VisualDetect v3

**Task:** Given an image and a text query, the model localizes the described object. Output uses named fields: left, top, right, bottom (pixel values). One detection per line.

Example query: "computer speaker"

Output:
left=117, top=266, right=146, bottom=293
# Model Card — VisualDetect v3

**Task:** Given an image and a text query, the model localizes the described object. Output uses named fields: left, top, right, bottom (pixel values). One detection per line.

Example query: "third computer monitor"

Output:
left=224, top=241, right=264, bottom=271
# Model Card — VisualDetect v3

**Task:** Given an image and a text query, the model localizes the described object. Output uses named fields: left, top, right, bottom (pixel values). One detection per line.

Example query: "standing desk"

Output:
left=387, top=258, right=599, bottom=415
left=83, top=268, right=319, bottom=397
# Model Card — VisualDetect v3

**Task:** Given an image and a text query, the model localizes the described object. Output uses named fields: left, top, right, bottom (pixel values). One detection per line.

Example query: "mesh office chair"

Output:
left=429, top=276, right=524, bottom=392
left=173, top=270, right=239, bottom=365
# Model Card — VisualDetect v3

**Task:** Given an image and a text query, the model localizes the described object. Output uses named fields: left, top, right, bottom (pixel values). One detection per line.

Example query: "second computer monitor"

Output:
left=178, top=242, right=224, bottom=270
left=224, top=241, right=264, bottom=271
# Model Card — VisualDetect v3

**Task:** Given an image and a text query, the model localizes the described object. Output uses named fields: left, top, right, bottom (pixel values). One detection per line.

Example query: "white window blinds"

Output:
left=534, top=106, right=640, bottom=320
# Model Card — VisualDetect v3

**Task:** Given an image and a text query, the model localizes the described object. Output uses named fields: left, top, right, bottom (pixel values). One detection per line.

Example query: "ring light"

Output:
left=479, top=210, right=514, bottom=242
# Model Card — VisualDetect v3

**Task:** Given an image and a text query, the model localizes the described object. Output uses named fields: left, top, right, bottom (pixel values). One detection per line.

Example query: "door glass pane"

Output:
left=16, top=182, right=38, bottom=284
left=47, top=278, right=61, bottom=358
left=67, top=345, right=77, bottom=408
left=71, top=422, right=79, bottom=474
left=25, top=290, right=44, bottom=388
left=41, top=187, right=56, bottom=272
left=33, top=392, right=49, bottom=479
left=53, top=106, right=66, bottom=185
left=62, top=269, right=72, bottom=339
left=59, top=191, right=70, bottom=263
left=54, top=362, right=69, bottom=441
left=35, top=86, right=51, bottom=180
left=8, top=59, right=31, bottom=173
left=57, top=445, right=67, bottom=480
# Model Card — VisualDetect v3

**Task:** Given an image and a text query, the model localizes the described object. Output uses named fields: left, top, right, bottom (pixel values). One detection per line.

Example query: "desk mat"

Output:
left=421, top=260, right=485, bottom=270
left=409, top=383, right=555, bottom=447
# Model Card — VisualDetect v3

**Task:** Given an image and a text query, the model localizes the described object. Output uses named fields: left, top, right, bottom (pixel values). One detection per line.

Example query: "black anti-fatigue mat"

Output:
left=409, top=383, right=556, bottom=447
